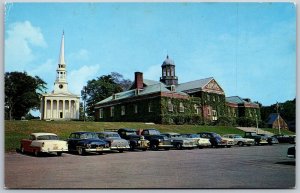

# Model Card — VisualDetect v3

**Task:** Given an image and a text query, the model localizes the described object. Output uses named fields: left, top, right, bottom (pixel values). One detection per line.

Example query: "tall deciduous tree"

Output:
left=82, top=72, right=131, bottom=116
left=5, top=71, right=47, bottom=120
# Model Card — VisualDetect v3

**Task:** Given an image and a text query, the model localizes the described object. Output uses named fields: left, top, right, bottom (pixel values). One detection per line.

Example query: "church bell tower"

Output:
left=53, top=31, right=69, bottom=94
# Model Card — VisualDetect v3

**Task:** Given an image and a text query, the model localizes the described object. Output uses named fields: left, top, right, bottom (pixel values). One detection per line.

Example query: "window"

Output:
left=121, top=106, right=125, bottom=116
left=134, top=104, right=138, bottom=114
left=110, top=106, right=114, bottom=117
left=163, top=69, right=166, bottom=76
left=207, top=95, right=210, bottom=101
left=179, top=102, right=184, bottom=112
left=148, top=103, right=152, bottom=112
left=168, top=100, right=173, bottom=112
left=207, top=108, right=211, bottom=115
left=99, top=108, right=103, bottom=118
left=194, top=105, right=201, bottom=115
left=212, top=110, right=217, bottom=121
left=171, top=68, right=174, bottom=76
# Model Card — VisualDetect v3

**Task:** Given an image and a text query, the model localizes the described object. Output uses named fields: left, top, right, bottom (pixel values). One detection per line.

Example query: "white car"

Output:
left=223, top=134, right=255, bottom=146
left=20, top=133, right=68, bottom=156
left=180, top=133, right=211, bottom=148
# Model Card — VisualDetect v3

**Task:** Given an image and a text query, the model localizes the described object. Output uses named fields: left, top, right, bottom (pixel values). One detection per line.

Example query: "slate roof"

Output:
left=96, top=82, right=188, bottom=105
left=266, top=113, right=280, bottom=125
left=176, top=77, right=214, bottom=92
left=226, top=96, right=259, bottom=106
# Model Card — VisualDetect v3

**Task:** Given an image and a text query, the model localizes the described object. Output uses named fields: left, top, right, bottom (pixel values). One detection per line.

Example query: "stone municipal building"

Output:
left=94, top=56, right=260, bottom=124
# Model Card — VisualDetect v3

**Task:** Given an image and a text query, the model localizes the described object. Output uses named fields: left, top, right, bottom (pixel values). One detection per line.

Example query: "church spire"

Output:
left=58, top=31, right=65, bottom=65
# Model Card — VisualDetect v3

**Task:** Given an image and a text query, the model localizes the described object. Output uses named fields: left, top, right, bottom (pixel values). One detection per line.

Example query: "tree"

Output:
left=5, top=71, right=47, bottom=120
left=81, top=72, right=127, bottom=116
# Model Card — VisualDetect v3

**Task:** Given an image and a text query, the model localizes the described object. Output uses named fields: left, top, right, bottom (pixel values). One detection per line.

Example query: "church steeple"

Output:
left=58, top=31, right=65, bottom=65
left=53, top=31, right=69, bottom=94
left=160, top=55, right=178, bottom=86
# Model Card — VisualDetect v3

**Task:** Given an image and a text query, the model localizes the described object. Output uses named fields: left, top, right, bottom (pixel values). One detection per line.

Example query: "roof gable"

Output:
left=176, top=77, right=224, bottom=94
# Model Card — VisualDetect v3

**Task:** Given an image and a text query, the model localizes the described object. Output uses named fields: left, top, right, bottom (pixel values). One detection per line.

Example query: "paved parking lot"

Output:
left=5, top=144, right=295, bottom=189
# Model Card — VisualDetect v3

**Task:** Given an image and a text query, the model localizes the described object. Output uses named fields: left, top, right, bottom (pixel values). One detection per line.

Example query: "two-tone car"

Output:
left=222, top=134, right=255, bottom=146
left=161, top=132, right=197, bottom=150
left=141, top=129, right=173, bottom=150
left=20, top=132, right=68, bottom=156
left=117, top=128, right=150, bottom=151
left=244, top=132, right=268, bottom=145
left=67, top=131, right=110, bottom=155
left=198, top=132, right=234, bottom=148
left=97, top=132, right=130, bottom=153
left=180, top=133, right=211, bottom=148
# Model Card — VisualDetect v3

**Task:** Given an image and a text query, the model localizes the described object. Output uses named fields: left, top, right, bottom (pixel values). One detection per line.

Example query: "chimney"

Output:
left=134, top=72, right=143, bottom=89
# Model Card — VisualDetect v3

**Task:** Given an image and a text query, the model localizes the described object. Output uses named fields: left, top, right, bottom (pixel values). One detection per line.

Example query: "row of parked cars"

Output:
left=19, top=128, right=295, bottom=157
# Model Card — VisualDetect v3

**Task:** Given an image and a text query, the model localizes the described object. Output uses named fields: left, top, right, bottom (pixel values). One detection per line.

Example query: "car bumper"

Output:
left=41, top=148, right=68, bottom=153
left=85, top=147, right=111, bottom=152
left=110, top=146, right=130, bottom=150
left=158, top=144, right=173, bottom=148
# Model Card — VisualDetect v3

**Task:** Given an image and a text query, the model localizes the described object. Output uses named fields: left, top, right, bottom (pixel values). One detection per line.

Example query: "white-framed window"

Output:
left=134, top=104, right=138, bottom=114
left=179, top=102, right=184, bottom=112
left=121, top=106, right=125, bottom=116
left=168, top=100, right=173, bottom=112
left=148, top=103, right=152, bottom=112
left=212, top=110, right=217, bottom=121
left=99, top=108, right=103, bottom=118
left=110, top=106, right=114, bottom=117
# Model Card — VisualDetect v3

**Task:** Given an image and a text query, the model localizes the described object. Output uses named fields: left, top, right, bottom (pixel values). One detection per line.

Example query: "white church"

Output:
left=40, top=32, right=80, bottom=120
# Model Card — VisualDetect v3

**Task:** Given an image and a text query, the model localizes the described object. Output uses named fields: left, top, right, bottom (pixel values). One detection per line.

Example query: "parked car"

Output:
left=20, top=132, right=68, bottom=156
left=180, top=133, right=211, bottom=148
left=141, top=129, right=173, bottom=150
left=273, top=134, right=295, bottom=143
left=97, top=132, right=130, bottom=152
left=67, top=131, right=110, bottom=155
left=222, top=134, right=255, bottom=146
left=258, top=134, right=279, bottom=145
left=117, top=128, right=149, bottom=151
left=198, top=132, right=234, bottom=148
left=244, top=132, right=268, bottom=145
left=161, top=132, right=197, bottom=149
left=287, top=146, right=296, bottom=158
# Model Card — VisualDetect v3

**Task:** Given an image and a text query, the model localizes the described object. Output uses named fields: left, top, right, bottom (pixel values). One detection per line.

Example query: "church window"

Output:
left=110, top=106, right=114, bottom=117
left=168, top=100, right=173, bottom=112
left=171, top=68, right=174, bottom=76
left=163, top=69, right=166, bottom=76
left=179, top=102, right=184, bottom=112
left=167, top=68, right=170, bottom=76
left=99, top=108, right=103, bottom=118
left=121, top=106, right=125, bottom=116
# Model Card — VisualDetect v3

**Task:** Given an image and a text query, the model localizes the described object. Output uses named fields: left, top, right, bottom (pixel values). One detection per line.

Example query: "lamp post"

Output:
left=276, top=102, right=281, bottom=135
left=255, top=114, right=259, bottom=134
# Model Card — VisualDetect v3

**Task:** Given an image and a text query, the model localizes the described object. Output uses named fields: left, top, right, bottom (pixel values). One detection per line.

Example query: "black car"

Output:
left=287, top=146, right=295, bottom=158
left=198, top=132, right=234, bottom=148
left=141, top=129, right=173, bottom=150
left=67, top=131, right=110, bottom=155
left=273, top=134, right=295, bottom=143
left=117, top=128, right=150, bottom=151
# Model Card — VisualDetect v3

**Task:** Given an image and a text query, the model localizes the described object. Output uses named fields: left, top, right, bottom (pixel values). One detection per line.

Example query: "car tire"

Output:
left=57, top=152, right=62, bottom=156
left=176, top=143, right=183, bottom=150
left=129, top=144, right=135, bottom=151
left=34, top=150, right=39, bottom=157
left=151, top=144, right=159, bottom=151
left=20, top=145, right=25, bottom=154
left=142, top=148, right=147, bottom=151
left=237, top=141, right=244, bottom=147
left=118, top=150, right=124, bottom=153
left=78, top=147, right=86, bottom=156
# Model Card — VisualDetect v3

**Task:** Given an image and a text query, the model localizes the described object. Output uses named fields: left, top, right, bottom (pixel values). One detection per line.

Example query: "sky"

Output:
left=4, top=2, right=296, bottom=108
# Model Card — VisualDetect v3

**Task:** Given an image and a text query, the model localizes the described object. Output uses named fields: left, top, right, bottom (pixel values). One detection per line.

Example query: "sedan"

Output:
left=222, top=134, right=255, bottom=146
left=97, top=132, right=130, bottom=153
left=20, top=132, right=68, bottom=156
left=198, top=132, right=234, bottom=148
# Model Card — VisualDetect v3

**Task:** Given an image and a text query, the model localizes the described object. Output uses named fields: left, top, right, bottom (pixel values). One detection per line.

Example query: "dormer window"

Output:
left=170, top=85, right=176, bottom=92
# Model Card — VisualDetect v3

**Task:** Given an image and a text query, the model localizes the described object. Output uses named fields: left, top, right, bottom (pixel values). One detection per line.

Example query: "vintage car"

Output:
left=67, top=131, right=110, bottom=155
left=198, top=132, right=234, bottom=148
left=273, top=134, right=295, bottom=144
left=258, top=134, right=279, bottom=145
left=117, top=128, right=150, bottom=151
left=96, top=132, right=130, bottom=152
left=222, top=134, right=255, bottom=146
left=20, top=132, right=68, bottom=156
left=244, top=132, right=268, bottom=145
left=180, top=133, right=211, bottom=148
left=141, top=129, right=173, bottom=150
left=161, top=132, right=197, bottom=150
left=287, top=146, right=296, bottom=158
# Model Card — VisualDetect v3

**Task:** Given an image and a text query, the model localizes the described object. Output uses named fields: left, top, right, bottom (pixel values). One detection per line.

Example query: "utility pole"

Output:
left=276, top=102, right=281, bottom=134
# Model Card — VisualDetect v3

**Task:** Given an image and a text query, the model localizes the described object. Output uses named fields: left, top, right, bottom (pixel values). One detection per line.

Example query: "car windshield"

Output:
left=105, top=133, right=121, bottom=138
left=148, top=129, right=161, bottom=135
left=37, top=135, right=59, bottom=140
left=125, top=131, right=136, bottom=136
left=212, top=133, right=221, bottom=138
left=80, top=133, right=98, bottom=139
left=234, top=135, right=242, bottom=138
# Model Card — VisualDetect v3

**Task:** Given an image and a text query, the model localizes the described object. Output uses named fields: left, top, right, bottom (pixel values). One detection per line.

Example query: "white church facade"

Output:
left=40, top=32, right=80, bottom=120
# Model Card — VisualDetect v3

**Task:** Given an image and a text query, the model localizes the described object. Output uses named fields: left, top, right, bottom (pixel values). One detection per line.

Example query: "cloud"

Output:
left=5, top=21, right=47, bottom=71
left=68, top=65, right=100, bottom=96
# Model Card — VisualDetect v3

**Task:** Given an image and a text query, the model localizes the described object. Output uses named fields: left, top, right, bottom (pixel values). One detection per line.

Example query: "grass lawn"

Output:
left=4, top=120, right=295, bottom=152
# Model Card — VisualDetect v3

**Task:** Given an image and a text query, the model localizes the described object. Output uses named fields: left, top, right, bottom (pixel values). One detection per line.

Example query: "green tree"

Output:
left=81, top=72, right=127, bottom=116
left=5, top=71, right=47, bottom=120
